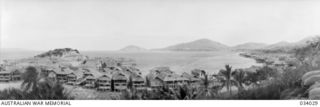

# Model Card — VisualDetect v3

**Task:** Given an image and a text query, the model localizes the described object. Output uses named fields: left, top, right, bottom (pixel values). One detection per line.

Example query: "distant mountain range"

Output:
left=261, top=36, right=320, bottom=52
left=120, top=36, right=320, bottom=52
left=159, top=39, right=229, bottom=51
left=117, top=36, right=320, bottom=52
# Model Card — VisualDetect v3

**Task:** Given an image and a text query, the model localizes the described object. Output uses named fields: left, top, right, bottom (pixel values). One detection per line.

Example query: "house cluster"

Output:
left=0, top=67, right=22, bottom=82
left=146, top=67, right=204, bottom=89
left=0, top=55, right=211, bottom=92
left=38, top=63, right=145, bottom=91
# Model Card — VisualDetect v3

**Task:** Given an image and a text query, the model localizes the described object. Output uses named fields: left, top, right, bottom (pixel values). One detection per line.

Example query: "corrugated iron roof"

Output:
left=97, top=74, right=111, bottom=81
left=132, top=74, right=144, bottom=82
left=112, top=72, right=127, bottom=80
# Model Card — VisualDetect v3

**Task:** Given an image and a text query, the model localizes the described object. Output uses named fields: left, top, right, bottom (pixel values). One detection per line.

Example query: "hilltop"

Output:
left=261, top=36, right=320, bottom=52
left=119, top=45, right=147, bottom=52
left=160, top=39, right=229, bottom=51
left=35, top=48, right=81, bottom=58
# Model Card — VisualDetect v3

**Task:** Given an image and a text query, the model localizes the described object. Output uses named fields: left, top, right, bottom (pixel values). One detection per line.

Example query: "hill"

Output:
left=232, top=42, right=268, bottom=50
left=160, top=39, right=229, bottom=51
left=35, top=48, right=81, bottom=58
left=119, top=45, right=147, bottom=52
left=261, top=36, right=320, bottom=52
left=263, top=41, right=293, bottom=50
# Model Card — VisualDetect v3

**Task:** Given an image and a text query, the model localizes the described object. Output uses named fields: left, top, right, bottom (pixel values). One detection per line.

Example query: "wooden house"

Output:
left=163, top=75, right=178, bottom=88
left=132, top=75, right=145, bottom=90
left=0, top=69, right=21, bottom=82
left=66, top=72, right=77, bottom=85
left=112, top=72, right=127, bottom=91
left=121, top=66, right=142, bottom=76
left=67, top=70, right=85, bottom=85
left=182, top=72, right=201, bottom=87
left=103, top=68, right=117, bottom=74
left=190, top=77, right=202, bottom=87
left=84, top=75, right=96, bottom=88
left=177, top=76, right=189, bottom=84
left=11, top=69, right=21, bottom=81
left=83, top=69, right=94, bottom=77
left=149, top=77, right=164, bottom=90
left=54, top=68, right=72, bottom=83
left=97, top=74, right=112, bottom=91
left=0, top=71, right=12, bottom=82
left=146, top=67, right=184, bottom=89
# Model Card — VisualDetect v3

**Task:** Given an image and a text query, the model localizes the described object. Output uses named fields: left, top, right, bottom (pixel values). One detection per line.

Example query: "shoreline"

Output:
left=238, top=51, right=295, bottom=69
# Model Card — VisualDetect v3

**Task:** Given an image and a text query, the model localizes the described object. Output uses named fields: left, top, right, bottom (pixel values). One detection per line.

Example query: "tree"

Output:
left=244, top=71, right=259, bottom=86
left=36, top=78, right=71, bottom=99
left=232, top=69, right=247, bottom=92
left=294, top=37, right=320, bottom=70
left=21, top=66, right=39, bottom=92
left=4, top=66, right=72, bottom=100
left=173, top=85, right=199, bottom=100
left=199, top=71, right=213, bottom=97
left=256, top=66, right=278, bottom=81
left=218, top=65, right=235, bottom=95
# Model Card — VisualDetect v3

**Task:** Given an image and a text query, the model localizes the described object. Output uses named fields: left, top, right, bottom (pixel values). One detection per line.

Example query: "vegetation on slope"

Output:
left=36, top=48, right=80, bottom=58
left=0, top=66, right=73, bottom=100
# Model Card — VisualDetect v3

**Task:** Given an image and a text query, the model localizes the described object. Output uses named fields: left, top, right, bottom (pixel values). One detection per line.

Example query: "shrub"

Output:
left=0, top=66, right=74, bottom=100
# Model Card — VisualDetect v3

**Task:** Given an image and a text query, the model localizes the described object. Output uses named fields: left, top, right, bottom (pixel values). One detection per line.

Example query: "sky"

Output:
left=1, top=0, right=320, bottom=51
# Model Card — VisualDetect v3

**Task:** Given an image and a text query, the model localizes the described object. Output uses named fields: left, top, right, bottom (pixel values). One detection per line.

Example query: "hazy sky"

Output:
left=1, top=0, right=320, bottom=51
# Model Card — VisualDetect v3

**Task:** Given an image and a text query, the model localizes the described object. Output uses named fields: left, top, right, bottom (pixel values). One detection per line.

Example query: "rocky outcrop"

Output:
left=304, top=75, right=320, bottom=86
left=302, top=70, right=320, bottom=84
left=35, top=48, right=80, bottom=58
left=302, top=70, right=320, bottom=99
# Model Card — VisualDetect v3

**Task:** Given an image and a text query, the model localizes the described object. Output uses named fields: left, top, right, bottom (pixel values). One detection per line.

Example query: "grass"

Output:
left=0, top=81, right=22, bottom=91
left=64, top=85, right=121, bottom=100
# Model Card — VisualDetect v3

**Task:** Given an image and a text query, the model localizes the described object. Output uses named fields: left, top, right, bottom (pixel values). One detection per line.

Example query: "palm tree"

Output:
left=37, top=77, right=70, bottom=99
left=21, top=66, right=39, bottom=92
left=198, top=72, right=212, bottom=97
left=218, top=64, right=235, bottom=95
left=232, top=69, right=247, bottom=92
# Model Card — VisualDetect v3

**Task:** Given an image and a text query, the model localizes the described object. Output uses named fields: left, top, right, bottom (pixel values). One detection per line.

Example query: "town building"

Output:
left=132, top=75, right=145, bottom=90
left=97, top=74, right=112, bottom=91
left=84, top=75, right=96, bottom=88
left=0, top=69, right=21, bottom=82
left=112, top=72, right=127, bottom=91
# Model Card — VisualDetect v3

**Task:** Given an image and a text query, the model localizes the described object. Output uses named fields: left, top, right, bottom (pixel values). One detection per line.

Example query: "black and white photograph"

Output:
left=0, top=0, right=320, bottom=103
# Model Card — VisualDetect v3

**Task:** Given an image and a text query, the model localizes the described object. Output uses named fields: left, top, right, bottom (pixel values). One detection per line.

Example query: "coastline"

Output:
left=238, top=51, right=296, bottom=69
